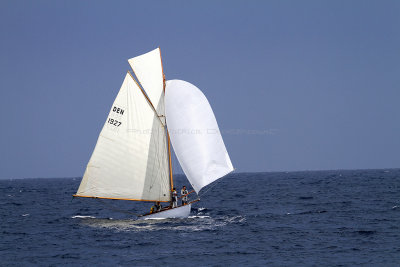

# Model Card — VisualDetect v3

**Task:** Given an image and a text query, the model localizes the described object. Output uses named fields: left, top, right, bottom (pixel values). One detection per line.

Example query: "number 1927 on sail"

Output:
left=107, top=118, right=121, bottom=127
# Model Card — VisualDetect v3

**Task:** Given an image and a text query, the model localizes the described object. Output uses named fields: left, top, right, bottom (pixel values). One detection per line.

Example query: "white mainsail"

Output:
left=75, top=73, right=170, bottom=202
left=165, top=80, right=234, bottom=193
left=128, top=48, right=165, bottom=122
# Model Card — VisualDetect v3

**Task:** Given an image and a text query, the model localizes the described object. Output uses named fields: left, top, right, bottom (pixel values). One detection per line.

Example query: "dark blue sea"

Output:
left=1, top=169, right=399, bottom=266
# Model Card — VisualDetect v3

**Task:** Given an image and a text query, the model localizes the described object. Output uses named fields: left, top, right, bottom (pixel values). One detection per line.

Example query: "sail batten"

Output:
left=165, top=80, right=234, bottom=193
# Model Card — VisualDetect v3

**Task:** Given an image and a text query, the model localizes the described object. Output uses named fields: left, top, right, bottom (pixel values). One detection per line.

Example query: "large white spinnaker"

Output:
left=165, top=80, right=234, bottom=193
left=128, top=48, right=165, bottom=122
left=75, top=73, right=170, bottom=202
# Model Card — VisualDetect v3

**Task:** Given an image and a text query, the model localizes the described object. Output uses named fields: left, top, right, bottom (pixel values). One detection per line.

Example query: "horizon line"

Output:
left=1, top=166, right=399, bottom=180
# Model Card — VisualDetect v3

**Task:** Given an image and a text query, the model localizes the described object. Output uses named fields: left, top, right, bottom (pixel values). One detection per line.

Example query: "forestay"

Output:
left=128, top=48, right=165, bottom=123
left=165, top=80, right=234, bottom=193
left=75, top=73, right=170, bottom=202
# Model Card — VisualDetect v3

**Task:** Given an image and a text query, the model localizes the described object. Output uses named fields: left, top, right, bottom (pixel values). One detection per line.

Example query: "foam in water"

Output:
left=71, top=215, right=97, bottom=219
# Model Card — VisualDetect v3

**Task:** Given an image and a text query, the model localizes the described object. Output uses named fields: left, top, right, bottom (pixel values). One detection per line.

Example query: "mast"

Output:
left=161, top=51, right=174, bottom=193
left=167, top=129, right=174, bottom=191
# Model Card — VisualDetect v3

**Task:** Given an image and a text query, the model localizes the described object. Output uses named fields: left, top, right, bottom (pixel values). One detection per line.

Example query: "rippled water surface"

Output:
left=1, top=169, right=399, bottom=266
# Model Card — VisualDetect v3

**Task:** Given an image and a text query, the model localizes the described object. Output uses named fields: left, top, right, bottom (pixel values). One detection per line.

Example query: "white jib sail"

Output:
left=165, top=80, right=234, bottom=193
left=128, top=48, right=165, bottom=122
left=76, top=73, right=170, bottom=202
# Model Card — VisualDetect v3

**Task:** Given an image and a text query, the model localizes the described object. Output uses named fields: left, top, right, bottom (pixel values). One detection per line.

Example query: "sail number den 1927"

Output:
left=107, top=106, right=125, bottom=127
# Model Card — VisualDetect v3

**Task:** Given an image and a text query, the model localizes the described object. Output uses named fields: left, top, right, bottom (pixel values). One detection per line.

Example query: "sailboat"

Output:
left=73, top=48, right=234, bottom=219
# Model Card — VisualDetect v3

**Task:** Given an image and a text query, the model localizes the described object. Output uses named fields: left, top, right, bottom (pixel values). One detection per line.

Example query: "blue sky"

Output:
left=0, top=0, right=399, bottom=178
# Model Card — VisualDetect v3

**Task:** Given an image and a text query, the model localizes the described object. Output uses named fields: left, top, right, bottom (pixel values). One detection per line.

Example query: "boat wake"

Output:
left=188, top=215, right=210, bottom=219
left=71, top=215, right=97, bottom=219
left=72, top=211, right=245, bottom=232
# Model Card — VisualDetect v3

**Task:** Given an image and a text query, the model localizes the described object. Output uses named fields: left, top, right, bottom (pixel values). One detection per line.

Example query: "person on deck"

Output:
left=150, top=201, right=162, bottom=213
left=155, top=201, right=162, bottom=211
left=181, top=186, right=189, bottom=205
left=172, top=188, right=178, bottom=208
left=150, top=203, right=156, bottom=214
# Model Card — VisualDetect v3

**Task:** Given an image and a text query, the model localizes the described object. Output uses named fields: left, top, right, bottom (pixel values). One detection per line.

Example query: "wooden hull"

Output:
left=139, top=204, right=191, bottom=219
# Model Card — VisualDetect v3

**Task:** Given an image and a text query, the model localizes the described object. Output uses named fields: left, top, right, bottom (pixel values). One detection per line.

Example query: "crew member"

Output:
left=150, top=201, right=162, bottom=213
left=181, top=185, right=189, bottom=205
left=172, top=188, right=178, bottom=208
left=155, top=201, right=162, bottom=211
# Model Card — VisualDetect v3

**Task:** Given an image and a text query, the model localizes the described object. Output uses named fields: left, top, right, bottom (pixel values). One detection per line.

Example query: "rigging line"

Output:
left=198, top=172, right=231, bottom=198
left=198, top=179, right=220, bottom=197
